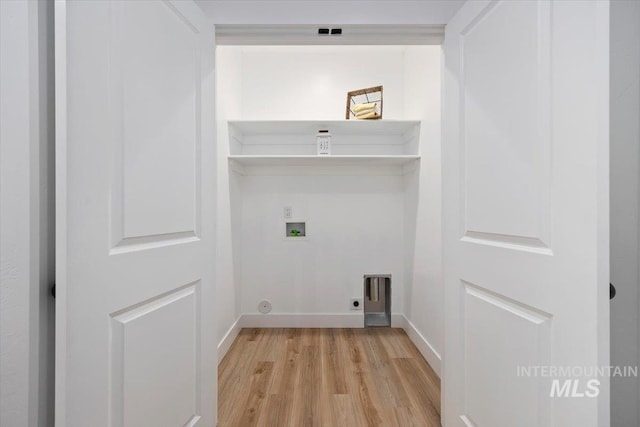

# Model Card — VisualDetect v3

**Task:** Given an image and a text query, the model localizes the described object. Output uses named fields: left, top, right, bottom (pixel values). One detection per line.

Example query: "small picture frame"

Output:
left=346, top=86, right=383, bottom=120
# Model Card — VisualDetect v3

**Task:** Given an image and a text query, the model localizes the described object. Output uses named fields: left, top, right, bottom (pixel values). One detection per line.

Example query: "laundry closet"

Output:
left=215, top=45, right=444, bottom=371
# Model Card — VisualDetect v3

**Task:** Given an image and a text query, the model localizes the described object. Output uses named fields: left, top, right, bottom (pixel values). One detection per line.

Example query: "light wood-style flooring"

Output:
left=218, top=328, right=441, bottom=426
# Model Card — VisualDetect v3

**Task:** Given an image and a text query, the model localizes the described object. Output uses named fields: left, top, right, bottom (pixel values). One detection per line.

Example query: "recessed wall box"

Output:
left=364, top=275, right=391, bottom=327
left=285, top=222, right=306, bottom=237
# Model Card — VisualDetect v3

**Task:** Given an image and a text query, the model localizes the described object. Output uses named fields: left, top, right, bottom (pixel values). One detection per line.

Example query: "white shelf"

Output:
left=228, top=155, right=420, bottom=167
left=228, top=154, right=420, bottom=176
left=228, top=120, right=421, bottom=137
left=226, top=120, right=421, bottom=175
left=228, top=120, right=421, bottom=157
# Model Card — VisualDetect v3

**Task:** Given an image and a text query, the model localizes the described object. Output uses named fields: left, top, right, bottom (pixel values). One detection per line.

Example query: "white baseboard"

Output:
left=401, top=314, right=442, bottom=377
left=217, top=316, right=242, bottom=363
left=241, top=312, right=365, bottom=328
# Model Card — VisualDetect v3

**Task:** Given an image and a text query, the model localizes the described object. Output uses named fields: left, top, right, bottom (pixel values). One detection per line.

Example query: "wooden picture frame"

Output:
left=345, top=86, right=383, bottom=120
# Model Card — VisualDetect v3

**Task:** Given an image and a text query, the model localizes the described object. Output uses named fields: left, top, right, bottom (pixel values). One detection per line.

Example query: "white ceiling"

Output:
left=195, top=0, right=465, bottom=25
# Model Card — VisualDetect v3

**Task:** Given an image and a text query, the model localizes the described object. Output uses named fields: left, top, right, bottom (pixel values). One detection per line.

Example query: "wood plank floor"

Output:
left=218, top=328, right=441, bottom=427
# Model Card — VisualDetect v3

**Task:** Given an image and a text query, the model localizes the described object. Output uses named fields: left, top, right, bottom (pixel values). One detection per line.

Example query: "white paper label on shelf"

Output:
left=316, top=133, right=331, bottom=156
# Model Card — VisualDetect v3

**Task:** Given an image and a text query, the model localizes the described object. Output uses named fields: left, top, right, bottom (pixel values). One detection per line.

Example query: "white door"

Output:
left=55, top=1, right=216, bottom=426
left=443, top=1, right=609, bottom=427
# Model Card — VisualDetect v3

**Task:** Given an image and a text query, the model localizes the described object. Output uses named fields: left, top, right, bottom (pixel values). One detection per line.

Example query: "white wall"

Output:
left=216, top=45, right=443, bottom=370
left=215, top=47, right=244, bottom=346
left=240, top=175, right=405, bottom=315
left=403, top=47, right=444, bottom=370
left=0, top=1, right=55, bottom=426
left=216, top=45, right=413, bottom=337
left=610, top=1, right=640, bottom=426
left=239, top=46, right=406, bottom=119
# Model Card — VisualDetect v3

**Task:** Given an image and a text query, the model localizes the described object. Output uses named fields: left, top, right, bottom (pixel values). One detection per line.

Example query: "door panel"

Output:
left=461, top=0, right=551, bottom=248
left=55, top=1, right=216, bottom=426
left=464, top=283, right=551, bottom=427
left=111, top=284, right=199, bottom=427
left=111, top=0, right=201, bottom=249
left=443, top=1, right=609, bottom=426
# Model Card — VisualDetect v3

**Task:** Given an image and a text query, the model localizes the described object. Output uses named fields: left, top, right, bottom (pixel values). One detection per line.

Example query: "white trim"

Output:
left=217, top=317, right=242, bottom=363
left=216, top=24, right=444, bottom=46
left=400, top=315, right=442, bottom=377
left=241, top=313, right=365, bottom=328
left=54, top=2, right=68, bottom=425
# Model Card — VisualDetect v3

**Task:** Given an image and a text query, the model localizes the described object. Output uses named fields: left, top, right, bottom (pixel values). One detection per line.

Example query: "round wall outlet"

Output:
left=350, top=298, right=363, bottom=310
left=258, top=300, right=272, bottom=314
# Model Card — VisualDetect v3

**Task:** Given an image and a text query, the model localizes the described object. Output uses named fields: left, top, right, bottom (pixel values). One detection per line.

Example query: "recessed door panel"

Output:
left=110, top=1, right=201, bottom=250
left=461, top=0, right=551, bottom=250
left=463, top=283, right=551, bottom=427
left=111, top=284, right=200, bottom=427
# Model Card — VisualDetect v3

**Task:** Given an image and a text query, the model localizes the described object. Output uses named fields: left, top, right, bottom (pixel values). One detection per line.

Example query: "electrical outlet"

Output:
left=350, top=298, right=363, bottom=311
left=283, top=206, right=292, bottom=219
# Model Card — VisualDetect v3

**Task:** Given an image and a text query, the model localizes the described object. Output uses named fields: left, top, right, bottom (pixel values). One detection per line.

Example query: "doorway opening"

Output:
left=213, top=31, right=445, bottom=425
